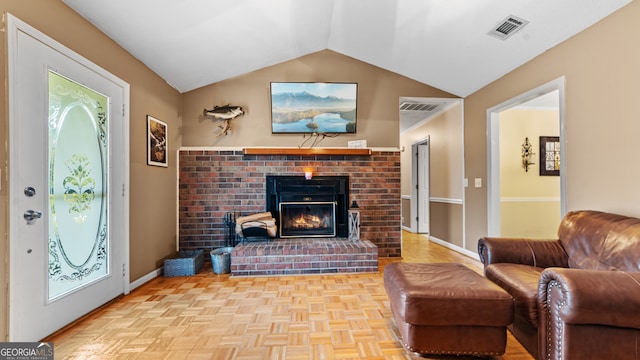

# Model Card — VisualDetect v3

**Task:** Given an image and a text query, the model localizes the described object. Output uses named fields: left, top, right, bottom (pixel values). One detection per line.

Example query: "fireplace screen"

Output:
left=279, top=201, right=336, bottom=238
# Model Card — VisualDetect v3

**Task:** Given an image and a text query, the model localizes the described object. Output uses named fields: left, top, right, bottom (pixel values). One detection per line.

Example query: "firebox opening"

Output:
left=279, top=201, right=336, bottom=238
left=266, top=175, right=350, bottom=238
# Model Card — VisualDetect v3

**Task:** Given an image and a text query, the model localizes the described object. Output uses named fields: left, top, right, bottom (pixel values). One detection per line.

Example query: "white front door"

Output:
left=8, top=15, right=130, bottom=341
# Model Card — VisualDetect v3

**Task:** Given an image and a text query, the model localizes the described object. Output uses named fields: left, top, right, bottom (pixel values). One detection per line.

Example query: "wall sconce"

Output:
left=304, top=171, right=313, bottom=180
left=521, top=137, right=535, bottom=172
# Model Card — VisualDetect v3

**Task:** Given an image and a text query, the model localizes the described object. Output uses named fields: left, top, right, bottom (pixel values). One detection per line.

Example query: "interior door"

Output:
left=417, top=143, right=430, bottom=233
left=8, top=15, right=130, bottom=341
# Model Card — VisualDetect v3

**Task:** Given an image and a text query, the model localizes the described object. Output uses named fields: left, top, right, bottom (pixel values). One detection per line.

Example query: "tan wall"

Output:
left=0, top=1, right=181, bottom=340
left=430, top=202, right=463, bottom=248
left=499, top=109, right=559, bottom=197
left=400, top=103, right=463, bottom=198
left=499, top=109, right=560, bottom=238
left=401, top=197, right=411, bottom=228
left=464, top=1, right=640, bottom=251
left=182, top=50, right=455, bottom=148
left=500, top=201, right=560, bottom=239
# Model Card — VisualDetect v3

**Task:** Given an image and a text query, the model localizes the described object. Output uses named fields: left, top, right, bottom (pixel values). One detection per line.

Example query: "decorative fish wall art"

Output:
left=203, top=105, right=245, bottom=137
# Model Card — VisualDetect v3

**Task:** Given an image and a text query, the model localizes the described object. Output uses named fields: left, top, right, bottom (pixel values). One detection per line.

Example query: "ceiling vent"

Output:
left=488, top=15, right=529, bottom=40
left=400, top=102, right=440, bottom=112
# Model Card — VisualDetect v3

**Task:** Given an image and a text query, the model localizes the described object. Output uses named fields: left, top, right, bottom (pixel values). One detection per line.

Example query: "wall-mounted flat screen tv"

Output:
left=270, top=82, right=357, bottom=134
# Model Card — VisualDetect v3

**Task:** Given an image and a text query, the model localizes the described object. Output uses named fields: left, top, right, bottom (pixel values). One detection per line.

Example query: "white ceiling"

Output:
left=515, top=90, right=560, bottom=110
left=62, top=0, right=630, bottom=97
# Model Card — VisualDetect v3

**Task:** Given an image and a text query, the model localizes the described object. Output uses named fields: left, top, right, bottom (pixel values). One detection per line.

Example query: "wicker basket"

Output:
left=163, top=249, right=204, bottom=277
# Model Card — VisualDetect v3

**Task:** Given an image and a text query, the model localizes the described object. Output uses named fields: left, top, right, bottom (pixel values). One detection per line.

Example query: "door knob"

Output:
left=24, top=210, right=42, bottom=224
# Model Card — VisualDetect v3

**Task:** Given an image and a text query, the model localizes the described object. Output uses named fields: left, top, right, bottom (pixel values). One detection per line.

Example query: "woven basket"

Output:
left=164, top=249, right=204, bottom=277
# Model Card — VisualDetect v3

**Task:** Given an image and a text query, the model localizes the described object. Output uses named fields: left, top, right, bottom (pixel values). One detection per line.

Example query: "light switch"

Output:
left=463, top=178, right=468, bottom=188
left=474, top=178, right=482, bottom=188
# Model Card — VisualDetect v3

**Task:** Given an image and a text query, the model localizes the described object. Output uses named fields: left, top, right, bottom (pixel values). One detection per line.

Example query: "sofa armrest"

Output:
left=539, top=268, right=640, bottom=328
left=478, top=237, right=568, bottom=268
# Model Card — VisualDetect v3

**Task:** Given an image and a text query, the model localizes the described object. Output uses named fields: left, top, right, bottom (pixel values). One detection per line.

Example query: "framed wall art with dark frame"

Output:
left=539, top=136, right=560, bottom=176
left=147, top=115, right=168, bottom=167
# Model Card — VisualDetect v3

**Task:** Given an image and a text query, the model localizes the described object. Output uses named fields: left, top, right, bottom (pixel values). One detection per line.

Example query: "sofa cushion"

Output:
left=559, top=210, right=640, bottom=272
left=485, top=263, right=544, bottom=327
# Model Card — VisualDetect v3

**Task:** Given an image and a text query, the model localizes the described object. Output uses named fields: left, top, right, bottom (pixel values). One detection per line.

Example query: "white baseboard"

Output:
left=130, top=267, right=163, bottom=291
left=428, top=236, right=480, bottom=261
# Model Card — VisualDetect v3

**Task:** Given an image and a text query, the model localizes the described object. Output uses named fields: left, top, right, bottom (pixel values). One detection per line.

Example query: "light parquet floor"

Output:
left=47, top=232, right=533, bottom=360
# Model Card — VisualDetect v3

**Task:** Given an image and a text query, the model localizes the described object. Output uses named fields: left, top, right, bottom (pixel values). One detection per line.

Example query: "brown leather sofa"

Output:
left=478, top=210, right=640, bottom=360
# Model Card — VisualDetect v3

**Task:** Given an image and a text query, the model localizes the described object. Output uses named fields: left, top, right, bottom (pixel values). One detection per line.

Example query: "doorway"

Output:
left=399, top=97, right=465, bottom=251
left=487, top=78, right=566, bottom=237
left=8, top=15, right=130, bottom=341
left=411, top=139, right=430, bottom=234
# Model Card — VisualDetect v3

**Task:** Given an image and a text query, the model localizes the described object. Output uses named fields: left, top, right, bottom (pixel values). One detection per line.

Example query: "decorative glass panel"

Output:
left=48, top=71, right=109, bottom=301
left=279, top=201, right=336, bottom=238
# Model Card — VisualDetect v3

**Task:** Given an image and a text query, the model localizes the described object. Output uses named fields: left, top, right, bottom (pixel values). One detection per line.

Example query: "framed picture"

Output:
left=539, top=136, right=560, bottom=176
left=147, top=115, right=168, bottom=167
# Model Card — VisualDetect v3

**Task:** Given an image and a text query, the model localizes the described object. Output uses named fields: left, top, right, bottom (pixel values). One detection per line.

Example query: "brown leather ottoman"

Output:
left=383, top=262, right=514, bottom=356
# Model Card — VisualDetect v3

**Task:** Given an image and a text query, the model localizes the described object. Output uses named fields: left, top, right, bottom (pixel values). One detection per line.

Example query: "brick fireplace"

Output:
left=178, top=148, right=401, bottom=274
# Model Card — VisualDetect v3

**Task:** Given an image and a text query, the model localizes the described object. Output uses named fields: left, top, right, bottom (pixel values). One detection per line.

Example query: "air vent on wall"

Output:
left=488, top=15, right=529, bottom=40
left=400, top=102, right=439, bottom=112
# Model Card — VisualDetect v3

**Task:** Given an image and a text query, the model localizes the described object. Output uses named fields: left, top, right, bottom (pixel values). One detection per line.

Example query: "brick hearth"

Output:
left=230, top=238, right=378, bottom=276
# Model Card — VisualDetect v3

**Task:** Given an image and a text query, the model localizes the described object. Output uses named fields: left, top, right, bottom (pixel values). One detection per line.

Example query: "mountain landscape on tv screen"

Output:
left=271, top=91, right=356, bottom=133
left=272, top=91, right=354, bottom=109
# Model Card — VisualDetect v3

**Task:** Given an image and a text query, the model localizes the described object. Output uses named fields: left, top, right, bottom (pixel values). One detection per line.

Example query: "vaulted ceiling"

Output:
left=62, top=0, right=630, bottom=97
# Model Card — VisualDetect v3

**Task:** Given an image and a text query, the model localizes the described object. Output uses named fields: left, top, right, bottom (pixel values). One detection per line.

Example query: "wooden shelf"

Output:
left=243, top=148, right=372, bottom=156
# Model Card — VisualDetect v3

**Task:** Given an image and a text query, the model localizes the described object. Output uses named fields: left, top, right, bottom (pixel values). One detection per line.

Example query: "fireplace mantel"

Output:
left=243, top=148, right=371, bottom=156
